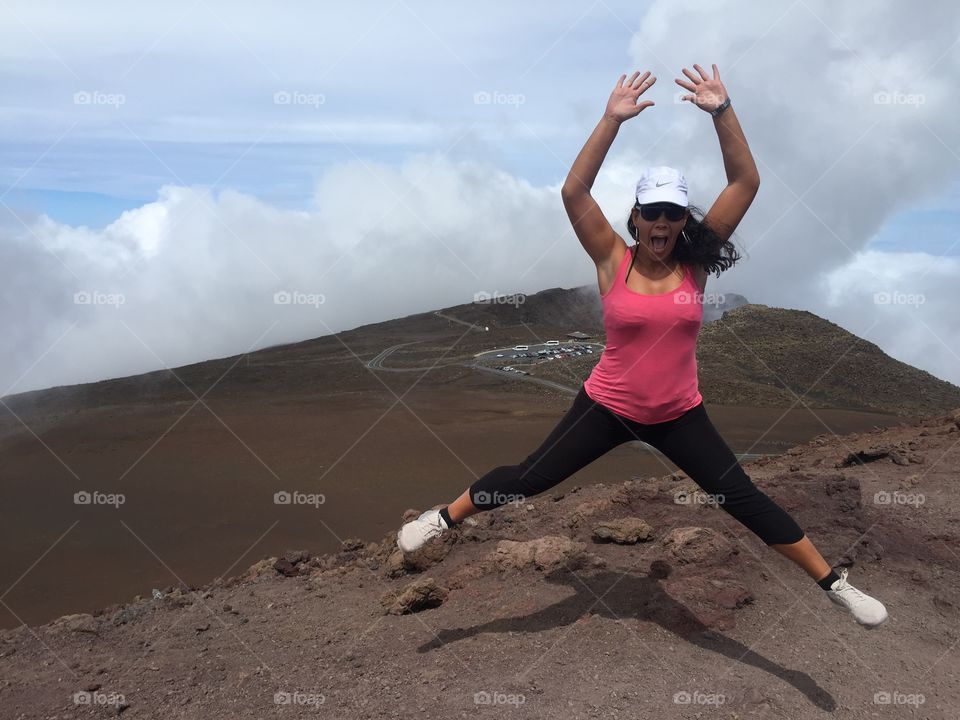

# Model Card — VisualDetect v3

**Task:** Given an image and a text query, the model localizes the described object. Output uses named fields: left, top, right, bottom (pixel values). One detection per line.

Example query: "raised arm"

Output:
left=675, top=63, right=760, bottom=243
left=561, top=71, right=656, bottom=265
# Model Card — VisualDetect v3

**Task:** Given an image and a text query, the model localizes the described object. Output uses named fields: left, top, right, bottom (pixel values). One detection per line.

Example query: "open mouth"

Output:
left=651, top=234, right=668, bottom=251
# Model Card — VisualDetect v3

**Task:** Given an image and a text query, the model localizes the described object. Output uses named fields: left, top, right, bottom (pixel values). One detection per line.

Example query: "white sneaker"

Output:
left=397, top=509, right=450, bottom=553
left=826, top=568, right=888, bottom=627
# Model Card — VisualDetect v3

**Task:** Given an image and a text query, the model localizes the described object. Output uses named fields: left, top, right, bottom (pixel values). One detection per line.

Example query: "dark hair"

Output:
left=626, top=203, right=742, bottom=276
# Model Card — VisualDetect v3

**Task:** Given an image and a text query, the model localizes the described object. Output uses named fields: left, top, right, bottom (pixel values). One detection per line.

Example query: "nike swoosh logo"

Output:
left=656, top=180, right=670, bottom=187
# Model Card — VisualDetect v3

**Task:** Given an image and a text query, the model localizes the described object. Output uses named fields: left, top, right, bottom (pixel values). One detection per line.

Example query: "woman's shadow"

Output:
left=417, top=561, right=835, bottom=712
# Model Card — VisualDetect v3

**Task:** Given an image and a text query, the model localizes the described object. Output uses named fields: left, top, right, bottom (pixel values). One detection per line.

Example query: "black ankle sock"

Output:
left=817, top=568, right=840, bottom=591
left=438, top=505, right=456, bottom=528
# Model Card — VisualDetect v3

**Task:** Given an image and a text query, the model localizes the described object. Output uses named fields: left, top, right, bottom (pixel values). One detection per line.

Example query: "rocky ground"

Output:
left=3, top=408, right=959, bottom=719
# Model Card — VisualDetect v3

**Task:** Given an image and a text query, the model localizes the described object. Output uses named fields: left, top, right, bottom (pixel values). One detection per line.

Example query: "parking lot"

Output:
left=474, top=342, right=603, bottom=376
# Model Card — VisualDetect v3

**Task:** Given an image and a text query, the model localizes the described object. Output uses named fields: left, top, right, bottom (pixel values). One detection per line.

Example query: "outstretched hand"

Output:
left=675, top=63, right=728, bottom=113
left=605, top=70, right=656, bottom=123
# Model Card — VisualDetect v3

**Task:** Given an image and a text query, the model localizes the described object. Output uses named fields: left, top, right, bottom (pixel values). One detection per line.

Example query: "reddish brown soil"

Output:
left=2, top=406, right=958, bottom=719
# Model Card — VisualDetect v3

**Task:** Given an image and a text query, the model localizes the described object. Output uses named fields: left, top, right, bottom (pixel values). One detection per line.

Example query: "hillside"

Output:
left=4, top=286, right=955, bottom=423
left=695, top=304, right=960, bottom=417
left=1, top=285, right=957, bottom=637
left=2, top=407, right=959, bottom=718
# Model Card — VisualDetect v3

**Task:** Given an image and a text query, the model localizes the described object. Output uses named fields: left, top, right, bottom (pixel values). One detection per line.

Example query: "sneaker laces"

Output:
left=421, top=510, right=445, bottom=534
left=832, top=569, right=868, bottom=603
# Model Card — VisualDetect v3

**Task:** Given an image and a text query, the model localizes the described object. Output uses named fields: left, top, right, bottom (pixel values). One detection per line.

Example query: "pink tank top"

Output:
left=583, top=245, right=703, bottom=423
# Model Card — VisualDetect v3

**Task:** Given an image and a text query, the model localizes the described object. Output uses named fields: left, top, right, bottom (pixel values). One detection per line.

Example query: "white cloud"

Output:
left=2, top=0, right=959, bottom=396
left=1, top=154, right=584, bottom=395
left=819, top=251, right=960, bottom=384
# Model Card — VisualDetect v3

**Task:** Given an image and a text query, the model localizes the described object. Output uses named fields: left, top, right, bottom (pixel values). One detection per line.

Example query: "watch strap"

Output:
left=710, top=96, right=731, bottom=117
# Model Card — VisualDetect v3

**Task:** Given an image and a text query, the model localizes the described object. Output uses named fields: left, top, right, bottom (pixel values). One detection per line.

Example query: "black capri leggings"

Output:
left=468, top=384, right=804, bottom=546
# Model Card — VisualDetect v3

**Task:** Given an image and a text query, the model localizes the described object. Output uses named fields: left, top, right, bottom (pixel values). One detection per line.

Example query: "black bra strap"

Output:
left=624, top=243, right=636, bottom=285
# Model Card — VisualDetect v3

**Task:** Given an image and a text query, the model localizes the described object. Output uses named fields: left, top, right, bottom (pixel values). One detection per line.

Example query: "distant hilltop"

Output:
left=2, top=285, right=957, bottom=421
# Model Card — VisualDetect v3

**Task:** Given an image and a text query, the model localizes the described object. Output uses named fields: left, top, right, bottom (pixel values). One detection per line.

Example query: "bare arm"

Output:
left=561, top=71, right=656, bottom=265
left=676, top=63, right=760, bottom=243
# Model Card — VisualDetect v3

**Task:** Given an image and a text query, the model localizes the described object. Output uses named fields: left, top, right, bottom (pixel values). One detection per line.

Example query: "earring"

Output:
left=681, top=229, right=691, bottom=244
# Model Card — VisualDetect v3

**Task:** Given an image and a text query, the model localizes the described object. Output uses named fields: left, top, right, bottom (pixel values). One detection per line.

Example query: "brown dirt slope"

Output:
left=696, top=304, right=960, bottom=417
left=3, top=407, right=959, bottom=719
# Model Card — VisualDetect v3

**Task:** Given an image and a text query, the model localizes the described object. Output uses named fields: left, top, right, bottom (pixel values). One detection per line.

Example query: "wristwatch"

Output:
left=710, top=96, right=731, bottom=117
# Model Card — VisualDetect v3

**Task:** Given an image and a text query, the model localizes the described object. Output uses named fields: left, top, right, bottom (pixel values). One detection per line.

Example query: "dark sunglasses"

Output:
left=636, top=202, right=687, bottom=222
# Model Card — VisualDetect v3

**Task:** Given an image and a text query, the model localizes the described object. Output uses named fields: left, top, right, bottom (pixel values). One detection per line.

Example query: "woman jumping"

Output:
left=398, top=64, right=888, bottom=628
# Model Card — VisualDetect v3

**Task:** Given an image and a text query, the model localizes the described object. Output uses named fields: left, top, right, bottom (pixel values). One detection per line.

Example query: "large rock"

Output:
left=381, top=577, right=448, bottom=615
left=567, top=498, right=613, bottom=528
left=591, top=517, right=654, bottom=544
left=836, top=446, right=920, bottom=468
left=661, top=527, right=735, bottom=564
left=383, top=549, right=407, bottom=578
left=273, top=558, right=300, bottom=577
left=611, top=479, right=658, bottom=504
left=244, top=558, right=277, bottom=580
left=282, top=549, right=310, bottom=565
left=52, top=613, right=98, bottom=634
left=492, top=536, right=587, bottom=572
left=671, top=480, right=712, bottom=507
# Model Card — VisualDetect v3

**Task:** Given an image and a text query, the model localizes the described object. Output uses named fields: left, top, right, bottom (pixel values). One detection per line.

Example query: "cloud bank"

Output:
left=2, top=0, right=958, bottom=396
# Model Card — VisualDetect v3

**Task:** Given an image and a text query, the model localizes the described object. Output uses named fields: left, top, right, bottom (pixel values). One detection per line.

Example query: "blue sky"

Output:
left=866, top=186, right=960, bottom=256
left=12, top=176, right=960, bottom=255
left=1, top=0, right=958, bottom=395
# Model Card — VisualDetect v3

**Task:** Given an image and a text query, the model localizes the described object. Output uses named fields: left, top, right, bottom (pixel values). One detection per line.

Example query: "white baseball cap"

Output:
left=635, top=166, right=688, bottom=207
